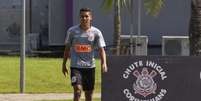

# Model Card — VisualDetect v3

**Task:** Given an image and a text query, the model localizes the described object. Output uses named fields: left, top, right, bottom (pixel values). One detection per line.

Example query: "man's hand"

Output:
left=62, top=64, right=68, bottom=77
left=101, top=63, right=108, bottom=73
left=62, top=45, right=70, bottom=77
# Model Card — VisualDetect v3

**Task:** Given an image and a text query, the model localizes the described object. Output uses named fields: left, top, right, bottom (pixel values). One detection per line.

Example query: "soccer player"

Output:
left=62, top=8, right=108, bottom=101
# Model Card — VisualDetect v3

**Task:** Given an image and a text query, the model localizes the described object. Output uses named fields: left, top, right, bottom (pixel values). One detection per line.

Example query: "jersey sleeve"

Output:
left=96, top=30, right=106, bottom=48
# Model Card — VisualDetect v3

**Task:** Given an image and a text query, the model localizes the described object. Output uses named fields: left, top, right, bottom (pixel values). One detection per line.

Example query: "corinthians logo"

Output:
left=122, top=60, right=167, bottom=101
left=133, top=68, right=157, bottom=97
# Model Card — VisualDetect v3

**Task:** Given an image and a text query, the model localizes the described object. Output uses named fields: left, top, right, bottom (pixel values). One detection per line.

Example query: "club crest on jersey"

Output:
left=87, top=34, right=95, bottom=41
left=133, top=67, right=157, bottom=97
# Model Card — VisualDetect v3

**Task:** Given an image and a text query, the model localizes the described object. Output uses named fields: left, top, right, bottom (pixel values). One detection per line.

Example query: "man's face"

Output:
left=80, top=11, right=92, bottom=26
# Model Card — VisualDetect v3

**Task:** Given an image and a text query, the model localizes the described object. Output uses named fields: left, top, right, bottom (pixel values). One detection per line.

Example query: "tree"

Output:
left=102, top=0, right=123, bottom=55
left=102, top=0, right=164, bottom=55
left=189, top=0, right=201, bottom=55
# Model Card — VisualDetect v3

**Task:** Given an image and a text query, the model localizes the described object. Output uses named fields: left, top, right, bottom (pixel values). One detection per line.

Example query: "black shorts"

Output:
left=70, top=67, right=95, bottom=91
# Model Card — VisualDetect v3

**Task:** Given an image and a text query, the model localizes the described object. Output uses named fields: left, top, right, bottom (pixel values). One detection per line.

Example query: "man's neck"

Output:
left=80, top=24, right=91, bottom=32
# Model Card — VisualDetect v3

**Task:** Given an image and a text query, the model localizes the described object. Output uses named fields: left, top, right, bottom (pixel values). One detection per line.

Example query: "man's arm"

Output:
left=99, top=47, right=108, bottom=73
left=62, top=45, right=70, bottom=77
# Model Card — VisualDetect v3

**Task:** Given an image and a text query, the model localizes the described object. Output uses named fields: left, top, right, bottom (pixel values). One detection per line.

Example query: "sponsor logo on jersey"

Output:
left=74, top=44, right=92, bottom=53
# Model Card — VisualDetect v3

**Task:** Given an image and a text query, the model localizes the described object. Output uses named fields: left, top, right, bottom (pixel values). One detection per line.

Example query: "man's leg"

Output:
left=82, top=68, right=95, bottom=101
left=85, top=90, right=93, bottom=101
left=70, top=68, right=83, bottom=101
left=73, top=85, right=82, bottom=101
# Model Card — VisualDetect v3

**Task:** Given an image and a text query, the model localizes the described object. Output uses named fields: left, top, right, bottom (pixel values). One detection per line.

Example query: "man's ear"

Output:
left=90, top=14, right=93, bottom=21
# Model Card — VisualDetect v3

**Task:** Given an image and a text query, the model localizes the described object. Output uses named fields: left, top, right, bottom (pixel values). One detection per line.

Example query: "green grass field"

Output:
left=0, top=56, right=101, bottom=93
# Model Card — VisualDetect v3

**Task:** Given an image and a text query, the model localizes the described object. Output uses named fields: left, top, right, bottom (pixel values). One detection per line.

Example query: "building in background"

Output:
left=0, top=0, right=191, bottom=55
left=0, top=0, right=22, bottom=51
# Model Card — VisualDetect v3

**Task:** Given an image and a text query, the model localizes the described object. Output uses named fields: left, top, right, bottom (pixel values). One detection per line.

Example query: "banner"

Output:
left=102, top=56, right=201, bottom=101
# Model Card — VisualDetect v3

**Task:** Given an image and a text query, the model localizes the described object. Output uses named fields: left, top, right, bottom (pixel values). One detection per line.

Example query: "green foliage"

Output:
left=0, top=56, right=101, bottom=93
left=102, top=0, right=132, bottom=12
left=102, top=0, right=165, bottom=16
left=144, top=0, right=164, bottom=16
left=102, top=0, right=113, bottom=11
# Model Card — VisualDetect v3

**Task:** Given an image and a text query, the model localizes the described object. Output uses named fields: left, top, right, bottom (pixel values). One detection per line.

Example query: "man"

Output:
left=62, top=8, right=108, bottom=101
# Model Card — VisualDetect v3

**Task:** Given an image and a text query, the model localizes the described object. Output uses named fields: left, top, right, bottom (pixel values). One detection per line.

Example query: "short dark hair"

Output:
left=80, top=8, right=92, bottom=14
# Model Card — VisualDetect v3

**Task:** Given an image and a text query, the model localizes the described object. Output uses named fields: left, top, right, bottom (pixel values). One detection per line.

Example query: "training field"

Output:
left=0, top=56, right=101, bottom=93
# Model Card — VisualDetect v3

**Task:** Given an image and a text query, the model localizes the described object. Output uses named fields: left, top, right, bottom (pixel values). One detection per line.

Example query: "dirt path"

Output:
left=0, top=93, right=101, bottom=101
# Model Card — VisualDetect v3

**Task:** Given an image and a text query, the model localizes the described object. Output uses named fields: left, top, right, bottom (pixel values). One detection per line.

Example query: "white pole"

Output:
left=136, top=0, right=142, bottom=55
left=138, top=0, right=141, bottom=36
left=130, top=0, right=134, bottom=55
left=20, top=0, right=26, bottom=93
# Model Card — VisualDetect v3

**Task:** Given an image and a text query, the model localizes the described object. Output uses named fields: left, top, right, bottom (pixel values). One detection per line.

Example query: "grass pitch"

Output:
left=0, top=56, right=101, bottom=93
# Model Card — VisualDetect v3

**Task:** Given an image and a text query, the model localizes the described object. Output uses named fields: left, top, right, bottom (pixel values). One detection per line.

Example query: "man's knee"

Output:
left=74, top=91, right=81, bottom=98
left=85, top=90, right=93, bottom=97
left=73, top=85, right=82, bottom=98
left=85, top=91, right=93, bottom=101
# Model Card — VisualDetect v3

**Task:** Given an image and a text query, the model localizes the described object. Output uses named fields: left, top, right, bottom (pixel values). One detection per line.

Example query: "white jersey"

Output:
left=65, top=25, right=106, bottom=68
